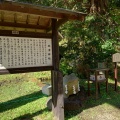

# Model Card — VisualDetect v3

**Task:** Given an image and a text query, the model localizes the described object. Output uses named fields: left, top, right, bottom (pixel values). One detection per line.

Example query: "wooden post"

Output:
left=112, top=53, right=120, bottom=91
left=95, top=71, right=98, bottom=99
left=105, top=70, right=108, bottom=92
left=114, top=62, right=117, bottom=91
left=51, top=18, right=64, bottom=120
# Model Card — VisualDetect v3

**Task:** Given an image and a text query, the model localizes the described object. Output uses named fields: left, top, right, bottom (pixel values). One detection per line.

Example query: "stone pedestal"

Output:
left=42, top=84, right=52, bottom=96
left=47, top=86, right=86, bottom=111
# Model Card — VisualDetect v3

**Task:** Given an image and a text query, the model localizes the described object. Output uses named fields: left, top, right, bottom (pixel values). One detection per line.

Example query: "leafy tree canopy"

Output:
left=15, top=0, right=120, bottom=77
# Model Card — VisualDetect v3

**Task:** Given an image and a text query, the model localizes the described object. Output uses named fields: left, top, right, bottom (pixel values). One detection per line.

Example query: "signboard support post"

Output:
left=114, top=62, right=117, bottom=91
left=51, top=18, right=64, bottom=120
left=112, top=53, right=120, bottom=91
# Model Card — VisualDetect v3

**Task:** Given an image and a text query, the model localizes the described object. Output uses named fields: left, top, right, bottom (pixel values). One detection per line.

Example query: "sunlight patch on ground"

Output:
left=79, top=103, right=120, bottom=120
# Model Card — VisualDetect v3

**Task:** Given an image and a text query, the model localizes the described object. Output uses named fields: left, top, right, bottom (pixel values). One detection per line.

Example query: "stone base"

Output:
left=64, top=86, right=86, bottom=110
left=42, top=84, right=52, bottom=96
left=46, top=86, right=86, bottom=111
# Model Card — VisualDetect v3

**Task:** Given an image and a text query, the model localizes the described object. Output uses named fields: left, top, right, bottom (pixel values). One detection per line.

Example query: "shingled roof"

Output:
left=0, top=0, right=86, bottom=33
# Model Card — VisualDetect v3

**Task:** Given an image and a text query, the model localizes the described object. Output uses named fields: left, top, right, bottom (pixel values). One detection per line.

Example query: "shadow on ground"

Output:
left=13, top=108, right=48, bottom=120
left=0, top=90, right=47, bottom=113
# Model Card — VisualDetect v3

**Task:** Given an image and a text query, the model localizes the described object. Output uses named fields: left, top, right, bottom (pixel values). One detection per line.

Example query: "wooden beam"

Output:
left=56, top=19, right=68, bottom=29
left=51, top=19, right=64, bottom=120
left=52, top=70, right=64, bottom=120
left=0, top=66, right=53, bottom=75
left=0, top=30, right=52, bottom=38
left=14, top=13, right=17, bottom=23
left=114, top=62, right=118, bottom=91
left=45, top=19, right=51, bottom=28
left=52, top=19, right=59, bottom=70
left=0, top=1, right=86, bottom=21
left=26, top=14, right=30, bottom=24
left=0, top=21, right=48, bottom=30
left=46, top=19, right=67, bottom=32
left=1, top=11, right=4, bottom=22
left=37, top=16, right=40, bottom=25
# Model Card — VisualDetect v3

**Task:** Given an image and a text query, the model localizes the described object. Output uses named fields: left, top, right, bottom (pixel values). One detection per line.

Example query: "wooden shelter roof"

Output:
left=0, top=0, right=86, bottom=33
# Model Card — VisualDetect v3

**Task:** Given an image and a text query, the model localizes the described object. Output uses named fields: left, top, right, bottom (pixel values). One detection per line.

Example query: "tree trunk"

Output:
left=90, top=0, right=108, bottom=14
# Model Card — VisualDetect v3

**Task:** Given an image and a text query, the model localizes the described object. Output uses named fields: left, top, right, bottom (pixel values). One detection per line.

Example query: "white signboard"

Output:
left=112, top=53, right=120, bottom=62
left=0, top=36, right=52, bottom=69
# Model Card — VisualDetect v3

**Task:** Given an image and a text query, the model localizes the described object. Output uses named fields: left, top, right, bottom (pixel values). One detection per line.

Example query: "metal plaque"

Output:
left=0, top=36, right=52, bottom=69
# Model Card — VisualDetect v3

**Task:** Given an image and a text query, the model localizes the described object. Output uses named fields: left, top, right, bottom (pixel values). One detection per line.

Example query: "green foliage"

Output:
left=14, top=0, right=120, bottom=77
left=59, top=2, right=120, bottom=77
left=0, top=75, right=52, bottom=120
left=16, top=0, right=86, bottom=12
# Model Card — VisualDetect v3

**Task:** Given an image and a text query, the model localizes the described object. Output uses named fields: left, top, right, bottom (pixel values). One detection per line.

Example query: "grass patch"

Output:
left=65, top=78, right=120, bottom=120
left=0, top=74, right=23, bottom=83
left=0, top=72, right=53, bottom=120
left=0, top=72, right=120, bottom=120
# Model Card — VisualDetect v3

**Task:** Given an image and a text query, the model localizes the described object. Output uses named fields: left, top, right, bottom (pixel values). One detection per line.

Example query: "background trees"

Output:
left=59, top=0, right=120, bottom=77
left=17, top=0, right=120, bottom=77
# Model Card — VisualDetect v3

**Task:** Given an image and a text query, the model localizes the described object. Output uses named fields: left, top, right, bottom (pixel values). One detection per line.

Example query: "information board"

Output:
left=0, top=36, right=52, bottom=69
left=112, top=53, right=120, bottom=62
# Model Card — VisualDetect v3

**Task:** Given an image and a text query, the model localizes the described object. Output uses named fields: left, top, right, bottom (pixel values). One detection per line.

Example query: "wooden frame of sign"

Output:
left=0, top=1, right=86, bottom=119
left=0, top=30, right=53, bottom=74
left=112, top=53, right=120, bottom=91
left=0, top=19, right=64, bottom=120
